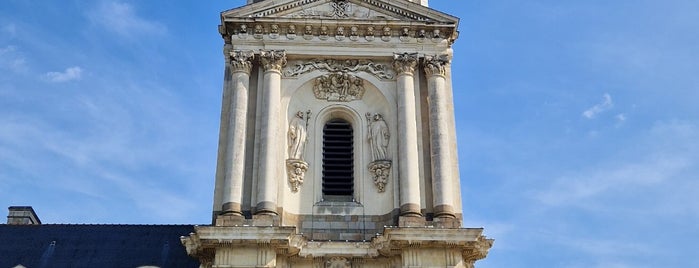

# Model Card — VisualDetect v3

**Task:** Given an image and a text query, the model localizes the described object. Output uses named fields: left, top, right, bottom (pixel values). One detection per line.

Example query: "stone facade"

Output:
left=182, top=0, right=493, bottom=267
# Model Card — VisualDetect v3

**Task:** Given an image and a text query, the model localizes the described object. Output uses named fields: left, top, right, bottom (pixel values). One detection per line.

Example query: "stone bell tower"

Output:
left=182, top=0, right=493, bottom=267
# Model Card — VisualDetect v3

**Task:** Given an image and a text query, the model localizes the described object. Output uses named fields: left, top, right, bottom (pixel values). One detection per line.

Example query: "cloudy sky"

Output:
left=1, top=0, right=698, bottom=267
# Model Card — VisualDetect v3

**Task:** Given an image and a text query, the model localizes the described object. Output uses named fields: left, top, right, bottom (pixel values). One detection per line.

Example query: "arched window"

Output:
left=322, top=119, right=354, bottom=200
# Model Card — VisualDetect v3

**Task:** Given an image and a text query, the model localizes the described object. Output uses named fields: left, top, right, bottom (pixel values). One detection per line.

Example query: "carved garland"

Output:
left=285, top=59, right=394, bottom=80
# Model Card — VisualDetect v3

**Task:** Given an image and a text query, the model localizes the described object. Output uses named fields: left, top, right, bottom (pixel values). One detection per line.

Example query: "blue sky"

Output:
left=1, top=0, right=698, bottom=267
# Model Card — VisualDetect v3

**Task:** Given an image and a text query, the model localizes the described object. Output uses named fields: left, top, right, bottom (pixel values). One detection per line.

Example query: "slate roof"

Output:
left=0, top=224, right=200, bottom=268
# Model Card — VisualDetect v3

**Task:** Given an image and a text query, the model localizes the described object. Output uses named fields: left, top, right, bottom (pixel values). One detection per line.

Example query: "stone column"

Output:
left=255, top=50, right=287, bottom=216
left=221, top=49, right=254, bottom=216
left=392, top=53, right=422, bottom=217
left=424, top=55, right=456, bottom=219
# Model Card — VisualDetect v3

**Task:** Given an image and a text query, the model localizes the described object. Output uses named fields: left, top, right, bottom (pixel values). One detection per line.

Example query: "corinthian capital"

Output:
left=392, top=52, right=418, bottom=76
left=259, top=50, right=287, bottom=72
left=228, top=50, right=255, bottom=74
left=423, top=54, right=451, bottom=77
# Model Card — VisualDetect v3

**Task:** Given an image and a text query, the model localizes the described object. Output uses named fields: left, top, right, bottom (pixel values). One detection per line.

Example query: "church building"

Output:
left=0, top=1, right=492, bottom=267
left=180, top=0, right=493, bottom=267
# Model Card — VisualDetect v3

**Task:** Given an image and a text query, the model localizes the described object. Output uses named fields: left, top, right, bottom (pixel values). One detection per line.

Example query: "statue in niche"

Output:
left=312, top=72, right=365, bottom=102
left=366, top=113, right=392, bottom=193
left=366, top=113, right=390, bottom=161
left=288, top=111, right=309, bottom=160
left=286, top=110, right=310, bottom=192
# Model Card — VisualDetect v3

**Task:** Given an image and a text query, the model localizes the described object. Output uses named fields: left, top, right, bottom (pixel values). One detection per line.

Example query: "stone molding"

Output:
left=312, top=72, right=365, bottom=102
left=223, top=22, right=455, bottom=45
left=227, top=49, right=255, bottom=74
left=182, top=226, right=492, bottom=267
left=392, top=52, right=418, bottom=75
left=424, top=54, right=451, bottom=77
left=260, top=49, right=287, bottom=72
left=284, top=59, right=394, bottom=80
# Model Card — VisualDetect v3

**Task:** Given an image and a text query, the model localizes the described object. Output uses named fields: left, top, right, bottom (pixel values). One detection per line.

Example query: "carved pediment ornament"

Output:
left=325, top=257, right=351, bottom=268
left=392, top=52, right=418, bottom=75
left=424, top=54, right=451, bottom=77
left=312, top=72, right=365, bottom=102
left=260, top=50, right=287, bottom=72
left=227, top=50, right=255, bottom=74
left=285, top=59, right=394, bottom=80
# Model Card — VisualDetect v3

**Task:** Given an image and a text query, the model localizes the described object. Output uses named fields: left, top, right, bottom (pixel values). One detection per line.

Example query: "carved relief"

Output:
left=260, top=50, right=287, bottom=72
left=424, top=54, right=451, bottom=77
left=369, top=160, right=391, bottom=193
left=392, top=52, right=418, bottom=75
left=313, top=72, right=365, bottom=102
left=325, top=257, right=351, bottom=268
left=286, top=159, right=308, bottom=193
left=285, top=59, right=394, bottom=80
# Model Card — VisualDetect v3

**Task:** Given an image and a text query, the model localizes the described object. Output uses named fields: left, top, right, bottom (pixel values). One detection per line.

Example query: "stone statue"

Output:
left=288, top=111, right=308, bottom=160
left=367, top=113, right=390, bottom=161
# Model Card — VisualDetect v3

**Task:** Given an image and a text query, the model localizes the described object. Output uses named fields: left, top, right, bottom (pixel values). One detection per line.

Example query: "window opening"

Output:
left=322, top=119, right=354, bottom=200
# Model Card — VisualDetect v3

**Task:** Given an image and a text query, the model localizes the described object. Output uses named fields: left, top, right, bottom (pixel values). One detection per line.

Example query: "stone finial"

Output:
left=259, top=50, right=287, bottom=72
left=228, top=50, right=255, bottom=74
left=392, top=52, right=418, bottom=75
left=424, top=54, right=451, bottom=77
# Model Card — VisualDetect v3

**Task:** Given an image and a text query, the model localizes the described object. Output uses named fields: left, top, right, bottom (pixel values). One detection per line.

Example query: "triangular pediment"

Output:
left=222, top=0, right=458, bottom=24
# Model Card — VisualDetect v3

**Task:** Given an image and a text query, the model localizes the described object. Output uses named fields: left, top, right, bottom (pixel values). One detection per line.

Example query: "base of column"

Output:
left=255, top=201, right=278, bottom=216
left=399, top=203, right=422, bottom=217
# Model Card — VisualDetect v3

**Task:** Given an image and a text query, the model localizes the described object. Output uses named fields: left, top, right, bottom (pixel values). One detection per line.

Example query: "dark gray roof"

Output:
left=0, top=224, right=200, bottom=268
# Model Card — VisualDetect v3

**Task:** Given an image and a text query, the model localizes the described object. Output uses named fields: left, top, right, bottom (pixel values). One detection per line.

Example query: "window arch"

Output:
left=322, top=118, right=354, bottom=200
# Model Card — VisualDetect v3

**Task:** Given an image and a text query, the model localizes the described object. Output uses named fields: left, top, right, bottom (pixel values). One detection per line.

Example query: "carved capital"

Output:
left=227, top=50, right=255, bottom=74
left=424, top=54, right=451, bottom=77
left=260, top=50, right=287, bottom=72
left=392, top=52, right=418, bottom=76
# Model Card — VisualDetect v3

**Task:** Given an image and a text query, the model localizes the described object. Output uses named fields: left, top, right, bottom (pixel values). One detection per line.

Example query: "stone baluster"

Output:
left=424, top=54, right=456, bottom=219
left=255, top=50, right=287, bottom=216
left=392, top=52, right=422, bottom=217
left=220, top=48, right=255, bottom=216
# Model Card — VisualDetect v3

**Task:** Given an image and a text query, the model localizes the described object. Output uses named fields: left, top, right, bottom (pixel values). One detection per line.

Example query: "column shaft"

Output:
left=221, top=50, right=254, bottom=216
left=255, top=50, right=287, bottom=216
left=425, top=55, right=456, bottom=218
left=393, top=53, right=422, bottom=217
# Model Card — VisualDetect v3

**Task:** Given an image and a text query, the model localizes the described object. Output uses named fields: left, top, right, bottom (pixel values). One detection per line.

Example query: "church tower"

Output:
left=182, top=0, right=493, bottom=267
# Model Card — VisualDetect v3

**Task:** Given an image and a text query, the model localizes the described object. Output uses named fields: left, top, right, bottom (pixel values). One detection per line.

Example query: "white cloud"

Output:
left=582, top=93, right=613, bottom=119
left=43, top=66, right=83, bottom=82
left=0, top=45, right=28, bottom=73
left=89, top=1, right=164, bottom=38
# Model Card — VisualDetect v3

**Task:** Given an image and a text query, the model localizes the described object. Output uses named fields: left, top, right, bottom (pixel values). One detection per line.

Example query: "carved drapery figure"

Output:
left=367, top=113, right=390, bottom=161
left=288, top=111, right=308, bottom=160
